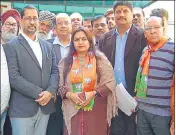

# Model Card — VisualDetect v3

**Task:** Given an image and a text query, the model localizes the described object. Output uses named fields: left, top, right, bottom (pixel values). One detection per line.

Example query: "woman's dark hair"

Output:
left=63, top=26, right=100, bottom=85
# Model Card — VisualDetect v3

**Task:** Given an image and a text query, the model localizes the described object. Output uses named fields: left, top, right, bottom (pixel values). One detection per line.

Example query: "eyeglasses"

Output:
left=23, top=17, right=38, bottom=22
left=4, top=22, right=18, bottom=28
left=57, top=21, right=70, bottom=26
left=144, top=26, right=162, bottom=32
left=93, top=23, right=107, bottom=28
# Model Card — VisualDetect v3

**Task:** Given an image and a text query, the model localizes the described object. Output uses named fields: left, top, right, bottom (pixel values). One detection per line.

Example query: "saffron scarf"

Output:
left=70, top=51, right=96, bottom=111
left=135, top=36, right=168, bottom=99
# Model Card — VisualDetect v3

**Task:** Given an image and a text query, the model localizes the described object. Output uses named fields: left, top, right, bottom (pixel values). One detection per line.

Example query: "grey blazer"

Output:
left=47, top=38, right=62, bottom=64
left=3, top=34, right=59, bottom=118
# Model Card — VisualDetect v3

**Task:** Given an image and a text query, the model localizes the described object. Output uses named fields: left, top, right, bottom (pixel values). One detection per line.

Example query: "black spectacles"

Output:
left=144, top=26, right=162, bottom=32
left=23, top=17, right=38, bottom=22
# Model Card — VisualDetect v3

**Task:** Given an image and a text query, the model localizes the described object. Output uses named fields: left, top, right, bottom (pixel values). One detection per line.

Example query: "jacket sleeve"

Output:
left=45, top=45, right=59, bottom=95
left=3, top=43, right=43, bottom=99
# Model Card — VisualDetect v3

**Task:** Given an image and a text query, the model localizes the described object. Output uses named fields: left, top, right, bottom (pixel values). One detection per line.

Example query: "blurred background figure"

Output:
left=70, top=12, right=83, bottom=33
left=1, top=9, right=21, bottom=44
left=83, top=17, right=93, bottom=33
left=38, top=10, right=55, bottom=40
left=132, top=7, right=145, bottom=29
left=91, top=15, right=108, bottom=47
left=150, top=8, right=169, bottom=36
left=104, top=8, right=116, bottom=30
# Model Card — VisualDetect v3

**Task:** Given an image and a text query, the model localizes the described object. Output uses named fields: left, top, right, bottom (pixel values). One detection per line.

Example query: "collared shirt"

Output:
left=21, top=33, right=43, bottom=68
left=1, top=45, right=11, bottom=113
left=53, top=36, right=70, bottom=59
left=114, top=27, right=131, bottom=88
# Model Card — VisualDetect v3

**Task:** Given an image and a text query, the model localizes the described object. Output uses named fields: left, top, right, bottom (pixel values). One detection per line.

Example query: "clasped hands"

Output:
left=35, top=91, right=53, bottom=106
left=66, top=91, right=96, bottom=106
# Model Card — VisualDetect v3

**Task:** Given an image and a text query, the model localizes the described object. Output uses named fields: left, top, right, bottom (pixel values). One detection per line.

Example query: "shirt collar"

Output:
left=115, top=25, right=132, bottom=35
left=21, top=33, right=39, bottom=43
left=53, top=35, right=71, bottom=47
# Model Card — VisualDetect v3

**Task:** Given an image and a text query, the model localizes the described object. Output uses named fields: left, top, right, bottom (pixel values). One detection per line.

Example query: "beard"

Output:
left=37, top=31, right=49, bottom=40
left=1, top=30, right=17, bottom=42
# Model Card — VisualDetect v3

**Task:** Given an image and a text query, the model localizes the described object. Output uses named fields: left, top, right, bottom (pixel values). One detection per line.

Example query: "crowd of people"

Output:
left=1, top=1, right=175, bottom=135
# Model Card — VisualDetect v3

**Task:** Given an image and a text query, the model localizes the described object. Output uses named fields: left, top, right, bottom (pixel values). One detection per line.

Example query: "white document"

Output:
left=115, top=83, right=138, bottom=116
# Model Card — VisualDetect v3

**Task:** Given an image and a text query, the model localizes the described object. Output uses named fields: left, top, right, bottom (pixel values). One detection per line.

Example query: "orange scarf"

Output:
left=70, top=52, right=96, bottom=111
left=135, top=36, right=168, bottom=98
left=140, top=36, right=168, bottom=75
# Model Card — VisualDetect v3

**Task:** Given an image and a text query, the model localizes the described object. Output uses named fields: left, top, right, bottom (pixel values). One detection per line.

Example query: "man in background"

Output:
left=104, top=8, right=116, bottom=30
left=92, top=15, right=109, bottom=47
left=132, top=7, right=145, bottom=29
left=38, top=10, right=55, bottom=40
left=47, top=13, right=72, bottom=135
left=70, top=12, right=82, bottom=33
left=83, top=17, right=93, bottom=33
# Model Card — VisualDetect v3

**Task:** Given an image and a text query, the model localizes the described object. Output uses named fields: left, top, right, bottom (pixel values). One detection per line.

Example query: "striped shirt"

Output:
left=137, top=41, right=175, bottom=116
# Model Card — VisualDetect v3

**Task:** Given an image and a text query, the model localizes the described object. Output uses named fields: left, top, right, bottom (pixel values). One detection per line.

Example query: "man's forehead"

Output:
left=94, top=18, right=106, bottom=24
left=133, top=9, right=142, bottom=15
left=146, top=17, right=162, bottom=25
left=40, top=21, right=51, bottom=25
left=4, top=16, right=17, bottom=24
left=57, top=16, right=70, bottom=21
left=115, top=6, right=131, bottom=11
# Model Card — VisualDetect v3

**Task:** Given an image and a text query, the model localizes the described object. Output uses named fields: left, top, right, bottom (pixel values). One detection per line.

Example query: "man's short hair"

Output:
left=21, top=5, right=39, bottom=18
left=133, top=7, right=145, bottom=17
left=56, top=13, right=71, bottom=23
left=113, top=1, right=133, bottom=12
left=83, top=17, right=92, bottom=22
left=104, top=8, right=114, bottom=17
left=91, top=15, right=106, bottom=26
left=150, top=8, right=169, bottom=21
left=70, top=12, right=83, bottom=21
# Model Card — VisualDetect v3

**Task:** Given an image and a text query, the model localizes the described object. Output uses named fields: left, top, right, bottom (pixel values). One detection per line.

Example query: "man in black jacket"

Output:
left=99, top=1, right=146, bottom=135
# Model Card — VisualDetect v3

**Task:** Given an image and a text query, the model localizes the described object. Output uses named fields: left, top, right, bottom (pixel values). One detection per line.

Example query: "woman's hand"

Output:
left=80, top=91, right=95, bottom=106
left=66, top=92, right=83, bottom=105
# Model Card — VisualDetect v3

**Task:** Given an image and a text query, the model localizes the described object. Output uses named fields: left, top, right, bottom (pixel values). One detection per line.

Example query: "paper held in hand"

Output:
left=115, top=83, right=138, bottom=116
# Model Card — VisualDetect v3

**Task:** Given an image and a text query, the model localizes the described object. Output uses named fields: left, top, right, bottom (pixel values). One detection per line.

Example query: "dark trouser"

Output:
left=4, top=116, right=12, bottom=135
left=137, top=109, right=171, bottom=135
left=46, top=96, right=63, bottom=135
left=110, top=109, right=137, bottom=135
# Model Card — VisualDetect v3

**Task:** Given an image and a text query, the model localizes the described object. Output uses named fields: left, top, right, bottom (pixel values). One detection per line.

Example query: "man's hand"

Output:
left=35, top=91, right=53, bottom=106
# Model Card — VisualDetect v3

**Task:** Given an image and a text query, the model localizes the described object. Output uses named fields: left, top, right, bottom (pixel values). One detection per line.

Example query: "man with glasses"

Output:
left=136, top=16, right=174, bottom=135
left=3, top=5, right=59, bottom=135
left=91, top=15, right=109, bottom=48
left=46, top=13, right=72, bottom=135
left=1, top=9, right=21, bottom=44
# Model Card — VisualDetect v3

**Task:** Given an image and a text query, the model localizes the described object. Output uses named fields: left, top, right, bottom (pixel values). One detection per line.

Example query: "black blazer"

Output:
left=99, top=25, right=146, bottom=96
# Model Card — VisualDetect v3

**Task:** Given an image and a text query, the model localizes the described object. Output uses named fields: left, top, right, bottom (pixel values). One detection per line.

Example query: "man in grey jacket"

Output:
left=3, top=5, right=59, bottom=135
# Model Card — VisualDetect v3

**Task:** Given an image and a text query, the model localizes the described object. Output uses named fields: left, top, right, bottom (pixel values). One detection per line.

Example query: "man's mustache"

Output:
left=117, top=17, right=127, bottom=20
left=38, top=30, right=47, bottom=35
